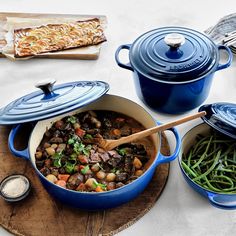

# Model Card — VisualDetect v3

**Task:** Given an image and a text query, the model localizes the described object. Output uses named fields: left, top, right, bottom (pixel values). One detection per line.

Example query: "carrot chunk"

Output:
left=75, top=128, right=86, bottom=137
left=58, top=174, right=70, bottom=182
left=55, top=180, right=67, bottom=188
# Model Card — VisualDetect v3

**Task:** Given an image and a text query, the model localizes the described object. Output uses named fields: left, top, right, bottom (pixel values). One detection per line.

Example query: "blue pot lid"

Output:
left=0, top=80, right=109, bottom=125
left=199, top=102, right=236, bottom=139
left=130, top=27, right=218, bottom=82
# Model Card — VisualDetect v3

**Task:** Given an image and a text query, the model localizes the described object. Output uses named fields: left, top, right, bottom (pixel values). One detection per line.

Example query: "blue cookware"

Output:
left=179, top=102, right=236, bottom=209
left=0, top=80, right=181, bottom=210
left=115, top=27, right=232, bottom=114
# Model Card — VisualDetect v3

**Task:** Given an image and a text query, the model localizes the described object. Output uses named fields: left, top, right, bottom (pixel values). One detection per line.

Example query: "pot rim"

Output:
left=29, top=94, right=162, bottom=195
left=178, top=123, right=236, bottom=196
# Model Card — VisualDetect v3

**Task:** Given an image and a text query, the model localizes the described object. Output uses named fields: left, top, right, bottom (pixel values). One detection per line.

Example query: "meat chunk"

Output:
left=49, top=137, right=64, bottom=143
left=89, top=150, right=102, bottom=163
left=67, top=173, right=84, bottom=190
left=98, top=149, right=110, bottom=162
left=115, top=172, right=128, bottom=182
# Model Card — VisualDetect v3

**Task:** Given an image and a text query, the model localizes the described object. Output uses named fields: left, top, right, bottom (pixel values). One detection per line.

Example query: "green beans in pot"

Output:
left=181, top=127, right=236, bottom=194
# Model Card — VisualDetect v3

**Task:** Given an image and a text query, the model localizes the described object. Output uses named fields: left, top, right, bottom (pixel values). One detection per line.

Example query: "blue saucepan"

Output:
left=115, top=27, right=232, bottom=114
left=8, top=94, right=181, bottom=210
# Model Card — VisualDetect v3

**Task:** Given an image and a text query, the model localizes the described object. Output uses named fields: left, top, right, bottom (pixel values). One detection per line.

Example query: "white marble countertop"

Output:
left=0, top=0, right=236, bottom=235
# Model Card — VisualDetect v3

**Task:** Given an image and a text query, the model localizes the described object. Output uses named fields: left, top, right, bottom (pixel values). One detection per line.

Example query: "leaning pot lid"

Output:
left=130, top=26, right=218, bottom=82
left=0, top=79, right=109, bottom=125
left=199, top=102, right=236, bottom=139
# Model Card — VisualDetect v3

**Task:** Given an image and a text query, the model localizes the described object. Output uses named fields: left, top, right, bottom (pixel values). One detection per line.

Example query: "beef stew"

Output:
left=35, top=110, right=154, bottom=192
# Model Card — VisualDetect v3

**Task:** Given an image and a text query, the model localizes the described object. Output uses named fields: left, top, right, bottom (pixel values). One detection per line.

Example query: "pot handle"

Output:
left=115, top=44, right=133, bottom=71
left=216, top=45, right=233, bottom=71
left=155, top=123, right=181, bottom=166
left=8, top=124, right=30, bottom=160
left=207, top=192, right=236, bottom=210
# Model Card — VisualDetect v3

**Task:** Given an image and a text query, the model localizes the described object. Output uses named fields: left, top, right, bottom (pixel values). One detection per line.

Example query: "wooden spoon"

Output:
left=98, top=111, right=206, bottom=151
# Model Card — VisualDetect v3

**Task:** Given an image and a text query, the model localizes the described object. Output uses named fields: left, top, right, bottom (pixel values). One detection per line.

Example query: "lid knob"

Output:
left=164, top=33, right=185, bottom=48
left=35, top=79, right=58, bottom=100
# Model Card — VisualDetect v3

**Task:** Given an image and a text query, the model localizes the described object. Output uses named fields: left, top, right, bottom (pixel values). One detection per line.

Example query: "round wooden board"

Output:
left=0, top=125, right=170, bottom=236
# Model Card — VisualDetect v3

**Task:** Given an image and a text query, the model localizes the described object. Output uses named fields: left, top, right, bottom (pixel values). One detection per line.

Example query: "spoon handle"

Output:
left=107, top=111, right=206, bottom=150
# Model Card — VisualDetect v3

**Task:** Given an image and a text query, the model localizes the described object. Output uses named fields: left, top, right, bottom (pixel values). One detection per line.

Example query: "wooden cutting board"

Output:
left=0, top=125, right=170, bottom=236
left=0, top=12, right=107, bottom=60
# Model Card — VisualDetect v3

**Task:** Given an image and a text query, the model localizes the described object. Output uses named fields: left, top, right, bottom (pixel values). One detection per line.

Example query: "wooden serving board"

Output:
left=0, top=125, right=170, bottom=236
left=0, top=12, right=107, bottom=60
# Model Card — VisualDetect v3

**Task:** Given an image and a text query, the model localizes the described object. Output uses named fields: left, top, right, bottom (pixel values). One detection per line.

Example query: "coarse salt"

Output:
left=2, top=177, right=26, bottom=198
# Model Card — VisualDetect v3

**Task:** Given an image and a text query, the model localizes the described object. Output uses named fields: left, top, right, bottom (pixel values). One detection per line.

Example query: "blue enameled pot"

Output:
left=8, top=94, right=181, bottom=210
left=179, top=123, right=236, bottom=210
left=115, top=27, right=232, bottom=114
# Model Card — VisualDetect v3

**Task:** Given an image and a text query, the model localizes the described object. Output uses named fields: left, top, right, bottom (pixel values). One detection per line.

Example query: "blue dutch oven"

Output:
left=179, top=103, right=236, bottom=209
left=0, top=80, right=181, bottom=210
left=115, top=27, right=233, bottom=114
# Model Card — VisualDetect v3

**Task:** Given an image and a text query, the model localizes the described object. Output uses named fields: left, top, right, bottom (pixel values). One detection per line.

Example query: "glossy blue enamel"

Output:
left=133, top=70, right=214, bottom=114
left=8, top=123, right=181, bottom=210
left=0, top=81, right=109, bottom=125
left=179, top=157, right=236, bottom=210
left=115, top=27, right=232, bottom=114
left=39, top=164, right=157, bottom=210
left=129, top=27, right=217, bottom=82
left=8, top=125, right=30, bottom=160
left=179, top=124, right=236, bottom=210
left=199, top=102, right=236, bottom=139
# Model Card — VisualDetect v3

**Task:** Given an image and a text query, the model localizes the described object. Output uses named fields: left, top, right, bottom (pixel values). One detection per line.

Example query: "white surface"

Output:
left=0, top=0, right=236, bottom=235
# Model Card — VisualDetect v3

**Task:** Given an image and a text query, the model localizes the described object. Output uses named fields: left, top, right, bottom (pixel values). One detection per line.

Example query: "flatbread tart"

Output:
left=14, top=18, right=106, bottom=57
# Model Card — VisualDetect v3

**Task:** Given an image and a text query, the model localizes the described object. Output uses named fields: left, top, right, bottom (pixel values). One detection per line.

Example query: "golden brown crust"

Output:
left=14, top=18, right=106, bottom=57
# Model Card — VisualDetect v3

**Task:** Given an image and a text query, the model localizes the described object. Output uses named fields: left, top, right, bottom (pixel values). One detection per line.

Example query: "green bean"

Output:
left=234, top=150, right=236, bottom=161
left=199, top=140, right=234, bottom=145
left=201, top=158, right=214, bottom=166
left=193, top=150, right=221, bottom=181
left=192, top=136, right=209, bottom=153
left=187, top=149, right=193, bottom=167
left=227, top=159, right=236, bottom=165
left=181, top=129, right=236, bottom=194
left=215, top=175, right=234, bottom=187
left=204, top=176, right=223, bottom=192
left=192, top=136, right=213, bottom=169
left=218, top=167, right=236, bottom=173
left=209, top=180, right=232, bottom=187
left=181, top=161, right=197, bottom=178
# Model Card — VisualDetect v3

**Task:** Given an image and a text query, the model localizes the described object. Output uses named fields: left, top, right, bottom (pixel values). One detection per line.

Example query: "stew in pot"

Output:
left=35, top=110, right=154, bottom=192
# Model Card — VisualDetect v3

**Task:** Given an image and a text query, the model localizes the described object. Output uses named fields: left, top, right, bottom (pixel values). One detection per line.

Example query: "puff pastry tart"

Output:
left=14, top=18, right=106, bottom=57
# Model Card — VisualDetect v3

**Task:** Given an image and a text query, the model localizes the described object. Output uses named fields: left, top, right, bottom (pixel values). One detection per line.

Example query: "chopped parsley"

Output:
left=65, top=161, right=75, bottom=174
left=53, top=158, right=62, bottom=168
left=92, top=180, right=107, bottom=190
left=67, top=116, right=77, bottom=124
left=69, top=153, right=77, bottom=161
left=52, top=151, right=63, bottom=168
left=117, top=148, right=127, bottom=156
left=84, top=134, right=93, bottom=139
left=52, top=151, right=63, bottom=159
left=74, top=142, right=85, bottom=153
left=81, top=165, right=90, bottom=175
left=67, top=134, right=80, bottom=145
left=74, top=142, right=91, bottom=156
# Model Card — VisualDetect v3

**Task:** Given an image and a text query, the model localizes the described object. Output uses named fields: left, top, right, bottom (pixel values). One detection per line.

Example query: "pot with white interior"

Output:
left=0, top=80, right=181, bottom=210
